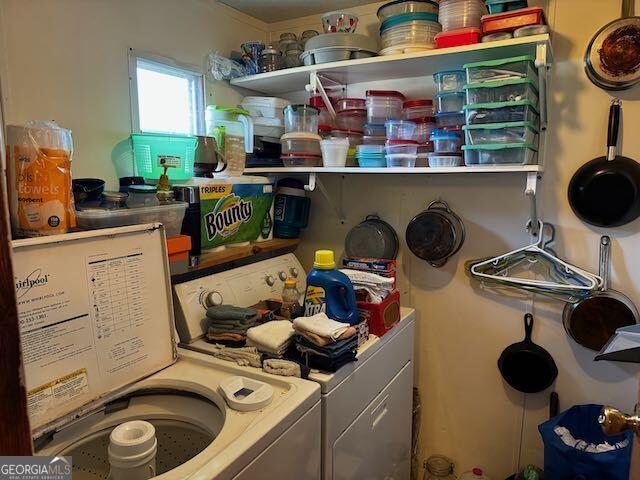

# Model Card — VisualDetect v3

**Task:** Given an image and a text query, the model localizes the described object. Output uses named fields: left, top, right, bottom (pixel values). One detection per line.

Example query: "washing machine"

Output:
left=172, top=253, right=415, bottom=480
left=13, top=225, right=321, bottom=480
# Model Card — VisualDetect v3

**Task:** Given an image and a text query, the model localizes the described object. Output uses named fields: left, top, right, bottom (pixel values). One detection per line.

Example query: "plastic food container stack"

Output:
left=427, top=152, right=464, bottom=167
left=310, top=96, right=334, bottom=130
left=385, top=120, right=417, bottom=140
left=435, top=92, right=465, bottom=113
left=356, top=144, right=386, bottom=167
left=280, top=132, right=323, bottom=166
left=377, top=0, right=439, bottom=22
left=336, top=98, right=366, bottom=112
left=413, top=117, right=437, bottom=142
left=403, top=99, right=434, bottom=120
left=433, top=71, right=466, bottom=93
left=379, top=14, right=442, bottom=55
left=366, top=90, right=405, bottom=124
left=430, top=129, right=463, bottom=153
left=284, top=104, right=320, bottom=134
left=463, top=100, right=540, bottom=127
left=336, top=109, right=366, bottom=132
left=385, top=139, right=419, bottom=167
left=481, top=7, right=546, bottom=35
left=465, top=55, right=537, bottom=86
left=462, top=143, right=538, bottom=165
left=462, top=121, right=538, bottom=145
left=438, top=0, right=487, bottom=31
left=435, top=111, right=465, bottom=128
left=464, top=78, right=539, bottom=105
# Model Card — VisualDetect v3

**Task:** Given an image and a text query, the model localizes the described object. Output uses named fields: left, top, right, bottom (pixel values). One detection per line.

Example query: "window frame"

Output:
left=128, top=48, right=205, bottom=136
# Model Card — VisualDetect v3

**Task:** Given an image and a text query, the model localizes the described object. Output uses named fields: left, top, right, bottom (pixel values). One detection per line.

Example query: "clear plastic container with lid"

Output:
left=336, top=98, right=366, bottom=112
left=438, top=0, right=487, bottom=31
left=366, top=90, right=405, bottom=124
left=435, top=92, right=465, bottom=113
left=464, top=55, right=537, bottom=86
left=434, top=28, right=482, bottom=48
left=284, top=104, right=321, bottom=133
left=433, top=70, right=466, bottom=93
left=427, top=152, right=463, bottom=167
left=363, top=123, right=387, bottom=136
left=403, top=99, right=434, bottom=119
left=377, top=0, right=439, bottom=21
left=462, top=121, right=539, bottom=145
left=462, top=142, right=538, bottom=165
left=385, top=120, right=417, bottom=140
left=281, top=132, right=322, bottom=156
left=464, top=78, right=539, bottom=106
left=463, top=100, right=540, bottom=126
left=413, top=117, right=437, bottom=142
left=126, top=185, right=160, bottom=208
left=386, top=153, right=416, bottom=167
left=380, top=18, right=442, bottom=50
left=435, top=111, right=465, bottom=128
left=385, top=139, right=419, bottom=155
left=430, top=129, right=463, bottom=152
left=336, top=109, right=366, bottom=132
left=281, top=153, right=323, bottom=167
left=320, top=137, right=350, bottom=167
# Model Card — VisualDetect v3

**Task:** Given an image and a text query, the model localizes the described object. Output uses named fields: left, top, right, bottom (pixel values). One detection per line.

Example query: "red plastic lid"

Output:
left=386, top=139, right=418, bottom=144
left=482, top=6, right=545, bottom=20
left=366, top=90, right=405, bottom=99
left=442, top=124, right=463, bottom=131
left=337, top=109, right=366, bottom=115
left=403, top=99, right=433, bottom=109
left=413, top=116, right=436, bottom=124
left=435, top=27, right=482, bottom=39
left=337, top=97, right=365, bottom=103
left=318, top=124, right=333, bottom=131
left=472, top=468, right=483, bottom=475
left=310, top=96, right=327, bottom=108
left=331, top=128, right=364, bottom=135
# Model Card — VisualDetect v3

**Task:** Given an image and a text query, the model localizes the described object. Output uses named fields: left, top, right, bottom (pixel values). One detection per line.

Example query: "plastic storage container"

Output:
left=435, top=111, right=465, bottom=128
left=280, top=132, right=322, bottom=156
left=427, top=152, right=464, bottom=167
left=366, top=90, right=405, bottom=124
left=465, top=78, right=539, bottom=105
left=310, top=96, right=334, bottom=130
left=336, top=98, right=366, bottom=112
left=336, top=109, right=366, bottom=132
left=463, top=100, right=540, bottom=126
left=385, top=139, right=419, bottom=155
left=485, top=0, right=528, bottom=14
left=377, top=0, right=439, bottom=21
left=386, top=153, right=417, bottom=167
left=320, top=137, right=350, bottom=167
left=356, top=145, right=386, bottom=167
left=126, top=185, right=160, bottom=208
left=464, top=55, right=537, bottom=85
left=430, top=129, right=463, bottom=152
left=403, top=99, right=434, bottom=119
left=435, top=92, right=465, bottom=113
left=281, top=154, right=323, bottom=167
left=362, top=135, right=387, bottom=145
left=331, top=129, right=364, bottom=149
left=284, top=104, right=320, bottom=133
left=462, top=143, right=538, bottom=165
left=433, top=70, right=466, bottom=93
left=434, top=27, right=482, bottom=48
left=304, top=250, right=359, bottom=324
left=380, top=18, right=441, bottom=50
left=413, top=117, right=437, bottom=141
left=363, top=123, right=387, bottom=136
left=131, top=133, right=197, bottom=182
left=75, top=202, right=188, bottom=236
left=385, top=120, right=417, bottom=140
left=240, top=96, right=291, bottom=119
left=462, top=121, right=538, bottom=145
left=482, top=32, right=513, bottom=42
left=481, top=7, right=546, bottom=35
left=438, top=0, right=487, bottom=31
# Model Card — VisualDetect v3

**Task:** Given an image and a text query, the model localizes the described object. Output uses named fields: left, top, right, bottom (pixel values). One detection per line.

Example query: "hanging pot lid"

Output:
left=345, top=214, right=399, bottom=260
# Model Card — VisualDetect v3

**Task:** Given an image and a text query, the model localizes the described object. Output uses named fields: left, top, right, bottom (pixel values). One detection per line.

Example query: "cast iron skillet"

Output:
left=563, top=236, right=638, bottom=351
left=568, top=99, right=640, bottom=227
left=498, top=314, right=558, bottom=394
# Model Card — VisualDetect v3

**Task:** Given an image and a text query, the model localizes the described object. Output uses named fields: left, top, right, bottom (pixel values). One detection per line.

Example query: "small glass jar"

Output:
left=280, top=278, right=302, bottom=319
left=284, top=49, right=303, bottom=68
left=126, top=185, right=160, bottom=208
left=423, top=455, right=456, bottom=480
left=100, top=191, right=128, bottom=209
left=259, top=46, right=283, bottom=73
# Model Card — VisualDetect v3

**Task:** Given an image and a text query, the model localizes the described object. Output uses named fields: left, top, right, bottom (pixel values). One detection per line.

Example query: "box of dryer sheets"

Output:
left=342, top=257, right=397, bottom=288
left=198, top=177, right=274, bottom=250
left=357, top=289, right=401, bottom=337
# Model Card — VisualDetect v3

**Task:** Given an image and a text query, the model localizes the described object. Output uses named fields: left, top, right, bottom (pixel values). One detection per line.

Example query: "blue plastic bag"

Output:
left=538, top=404, right=633, bottom=480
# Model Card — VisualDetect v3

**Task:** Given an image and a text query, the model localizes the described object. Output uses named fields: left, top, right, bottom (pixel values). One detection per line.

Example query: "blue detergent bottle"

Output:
left=304, top=250, right=359, bottom=325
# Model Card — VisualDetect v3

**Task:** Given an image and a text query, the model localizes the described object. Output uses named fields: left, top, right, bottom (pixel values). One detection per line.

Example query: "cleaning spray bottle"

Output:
left=304, top=250, right=359, bottom=325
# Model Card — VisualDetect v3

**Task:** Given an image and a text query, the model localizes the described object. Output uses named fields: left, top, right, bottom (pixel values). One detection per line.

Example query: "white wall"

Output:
left=266, top=0, right=640, bottom=477
left=0, top=0, right=268, bottom=188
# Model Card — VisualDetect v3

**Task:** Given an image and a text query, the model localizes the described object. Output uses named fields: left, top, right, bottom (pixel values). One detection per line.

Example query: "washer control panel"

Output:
left=173, top=253, right=305, bottom=343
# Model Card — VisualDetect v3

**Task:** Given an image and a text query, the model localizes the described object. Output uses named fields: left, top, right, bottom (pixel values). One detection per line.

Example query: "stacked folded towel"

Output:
left=340, top=269, right=395, bottom=304
left=292, top=313, right=358, bottom=372
left=206, top=305, right=261, bottom=346
left=246, top=320, right=295, bottom=357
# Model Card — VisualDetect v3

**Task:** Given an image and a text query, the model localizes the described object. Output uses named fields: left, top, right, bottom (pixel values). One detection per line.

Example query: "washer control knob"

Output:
left=265, top=275, right=276, bottom=286
left=278, top=271, right=288, bottom=281
left=289, top=267, right=299, bottom=278
left=203, top=290, right=223, bottom=308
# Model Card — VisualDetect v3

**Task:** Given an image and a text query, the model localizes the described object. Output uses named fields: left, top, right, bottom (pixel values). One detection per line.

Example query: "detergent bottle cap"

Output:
left=314, top=250, right=336, bottom=270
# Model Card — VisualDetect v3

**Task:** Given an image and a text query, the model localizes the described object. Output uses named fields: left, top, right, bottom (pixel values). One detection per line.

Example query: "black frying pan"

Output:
left=568, top=99, right=640, bottom=227
left=498, top=314, right=558, bottom=394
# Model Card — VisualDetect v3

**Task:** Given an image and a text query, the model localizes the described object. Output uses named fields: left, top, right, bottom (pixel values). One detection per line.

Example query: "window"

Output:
left=129, top=50, right=205, bottom=135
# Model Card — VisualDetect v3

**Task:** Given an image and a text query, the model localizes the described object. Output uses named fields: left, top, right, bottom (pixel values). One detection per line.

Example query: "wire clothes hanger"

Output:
left=468, top=221, right=602, bottom=301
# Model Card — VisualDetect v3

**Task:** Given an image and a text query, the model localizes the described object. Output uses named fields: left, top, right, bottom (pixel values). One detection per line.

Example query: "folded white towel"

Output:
left=293, top=312, right=352, bottom=341
left=340, top=269, right=395, bottom=287
left=246, top=320, right=295, bottom=353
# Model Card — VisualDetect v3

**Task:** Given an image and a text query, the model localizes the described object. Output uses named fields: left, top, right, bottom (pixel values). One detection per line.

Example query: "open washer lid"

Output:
left=12, top=224, right=177, bottom=439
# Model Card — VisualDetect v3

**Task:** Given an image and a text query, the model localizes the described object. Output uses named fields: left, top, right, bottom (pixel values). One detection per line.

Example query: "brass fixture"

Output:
left=599, top=405, right=640, bottom=436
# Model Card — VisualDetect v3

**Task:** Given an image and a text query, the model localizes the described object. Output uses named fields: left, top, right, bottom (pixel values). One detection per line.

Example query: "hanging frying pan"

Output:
left=568, top=99, right=640, bottom=227
left=563, top=236, right=639, bottom=351
left=498, top=313, right=558, bottom=394
left=584, top=0, right=640, bottom=91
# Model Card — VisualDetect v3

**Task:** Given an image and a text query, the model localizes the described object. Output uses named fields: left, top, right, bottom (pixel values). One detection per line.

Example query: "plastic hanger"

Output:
left=469, top=221, right=602, bottom=295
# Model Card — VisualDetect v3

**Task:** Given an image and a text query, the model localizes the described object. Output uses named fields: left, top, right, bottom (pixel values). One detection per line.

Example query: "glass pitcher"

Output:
left=205, top=106, right=254, bottom=176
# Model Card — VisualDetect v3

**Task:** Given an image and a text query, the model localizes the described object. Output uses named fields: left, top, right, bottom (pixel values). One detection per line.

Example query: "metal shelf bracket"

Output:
left=525, top=171, right=540, bottom=236
left=305, top=172, right=345, bottom=223
left=536, top=42, right=550, bottom=129
left=306, top=71, right=345, bottom=119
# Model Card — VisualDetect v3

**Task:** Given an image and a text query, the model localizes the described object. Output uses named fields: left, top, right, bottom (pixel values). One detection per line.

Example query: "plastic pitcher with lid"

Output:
left=206, top=106, right=254, bottom=177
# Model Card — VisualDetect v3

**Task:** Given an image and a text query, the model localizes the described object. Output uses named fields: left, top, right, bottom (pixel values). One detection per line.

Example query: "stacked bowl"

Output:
left=377, top=1, right=442, bottom=55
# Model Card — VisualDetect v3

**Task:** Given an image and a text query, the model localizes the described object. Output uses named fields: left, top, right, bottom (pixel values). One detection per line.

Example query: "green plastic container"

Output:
left=131, top=133, right=197, bottom=182
left=462, top=142, right=538, bottom=165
